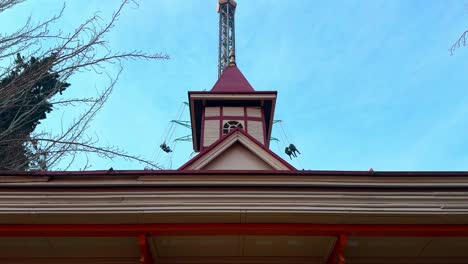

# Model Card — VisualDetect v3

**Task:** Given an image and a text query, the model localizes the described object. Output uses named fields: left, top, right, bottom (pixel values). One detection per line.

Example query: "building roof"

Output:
left=3, top=169, right=468, bottom=178
left=211, top=64, right=255, bottom=92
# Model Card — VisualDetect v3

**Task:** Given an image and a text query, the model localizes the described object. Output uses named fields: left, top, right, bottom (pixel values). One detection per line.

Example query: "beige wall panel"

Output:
left=247, top=107, right=262, bottom=117
left=223, top=107, right=244, bottom=116
left=204, top=107, right=220, bottom=117
left=247, top=120, right=264, bottom=144
left=203, top=120, right=220, bottom=147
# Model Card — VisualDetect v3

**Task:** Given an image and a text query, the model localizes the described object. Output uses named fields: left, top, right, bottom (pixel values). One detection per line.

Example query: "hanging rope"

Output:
left=167, top=103, right=185, bottom=144
left=166, top=139, right=180, bottom=169
left=165, top=103, right=187, bottom=168
left=294, top=152, right=304, bottom=170
left=276, top=121, right=290, bottom=158
left=275, top=139, right=284, bottom=159
left=279, top=121, right=291, bottom=144
left=276, top=120, right=304, bottom=169
left=153, top=110, right=175, bottom=167
left=154, top=102, right=188, bottom=168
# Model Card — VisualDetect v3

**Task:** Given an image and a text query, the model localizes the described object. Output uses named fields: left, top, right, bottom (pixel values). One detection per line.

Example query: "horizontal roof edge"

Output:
left=2, top=169, right=468, bottom=177
left=189, top=91, right=278, bottom=95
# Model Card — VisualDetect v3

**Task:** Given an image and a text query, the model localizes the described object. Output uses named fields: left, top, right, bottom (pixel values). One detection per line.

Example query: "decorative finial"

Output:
left=229, top=50, right=236, bottom=66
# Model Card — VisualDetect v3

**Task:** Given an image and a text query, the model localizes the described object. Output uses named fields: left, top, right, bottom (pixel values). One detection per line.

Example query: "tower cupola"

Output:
left=180, top=1, right=293, bottom=171
left=188, top=65, right=277, bottom=152
left=187, top=1, right=278, bottom=153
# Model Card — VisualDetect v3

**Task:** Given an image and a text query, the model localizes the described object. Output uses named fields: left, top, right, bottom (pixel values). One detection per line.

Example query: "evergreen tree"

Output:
left=0, top=0, right=167, bottom=171
left=0, top=53, right=70, bottom=170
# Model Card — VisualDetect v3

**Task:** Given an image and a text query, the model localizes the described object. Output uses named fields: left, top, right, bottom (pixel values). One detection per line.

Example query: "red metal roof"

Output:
left=211, top=65, right=255, bottom=92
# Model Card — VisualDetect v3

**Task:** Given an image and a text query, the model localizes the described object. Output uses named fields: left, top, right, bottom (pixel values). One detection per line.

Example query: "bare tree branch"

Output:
left=0, top=0, right=24, bottom=13
left=449, top=30, right=468, bottom=55
left=0, top=0, right=167, bottom=171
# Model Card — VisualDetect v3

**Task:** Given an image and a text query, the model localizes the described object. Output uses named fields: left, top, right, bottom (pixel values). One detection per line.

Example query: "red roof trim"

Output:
left=178, top=128, right=296, bottom=171
left=3, top=223, right=468, bottom=237
left=189, top=91, right=277, bottom=95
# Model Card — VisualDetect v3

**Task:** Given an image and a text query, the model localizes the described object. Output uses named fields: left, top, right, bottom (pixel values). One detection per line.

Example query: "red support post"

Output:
left=327, top=234, right=348, bottom=264
left=138, top=234, right=154, bottom=264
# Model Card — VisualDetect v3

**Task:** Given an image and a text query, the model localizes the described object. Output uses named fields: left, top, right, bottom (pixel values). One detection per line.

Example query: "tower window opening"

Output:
left=223, top=121, right=243, bottom=134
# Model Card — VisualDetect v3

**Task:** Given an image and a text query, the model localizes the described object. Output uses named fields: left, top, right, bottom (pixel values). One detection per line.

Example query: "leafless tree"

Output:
left=0, top=0, right=168, bottom=170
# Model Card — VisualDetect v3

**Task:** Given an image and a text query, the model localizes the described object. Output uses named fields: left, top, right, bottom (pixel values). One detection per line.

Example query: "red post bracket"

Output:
left=138, top=234, right=154, bottom=264
left=327, top=234, right=348, bottom=264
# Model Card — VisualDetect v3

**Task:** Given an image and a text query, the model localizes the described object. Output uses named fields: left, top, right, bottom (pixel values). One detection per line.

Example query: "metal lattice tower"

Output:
left=217, top=0, right=237, bottom=77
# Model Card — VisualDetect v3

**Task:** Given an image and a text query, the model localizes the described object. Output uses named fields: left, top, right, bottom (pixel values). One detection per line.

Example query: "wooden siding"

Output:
left=247, top=107, right=262, bottom=118
left=203, top=120, right=220, bottom=147
left=205, top=107, right=220, bottom=117
left=223, top=107, right=244, bottom=116
left=247, top=120, right=264, bottom=144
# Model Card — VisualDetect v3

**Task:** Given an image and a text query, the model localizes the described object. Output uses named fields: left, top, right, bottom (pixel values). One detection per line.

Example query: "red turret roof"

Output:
left=211, top=65, right=255, bottom=92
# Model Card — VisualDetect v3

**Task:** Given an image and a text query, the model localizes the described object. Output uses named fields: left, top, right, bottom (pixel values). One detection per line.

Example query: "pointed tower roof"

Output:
left=211, top=65, right=255, bottom=92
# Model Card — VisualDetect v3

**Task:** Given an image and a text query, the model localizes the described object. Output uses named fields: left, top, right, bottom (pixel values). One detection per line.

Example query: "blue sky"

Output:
left=2, top=0, right=468, bottom=171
